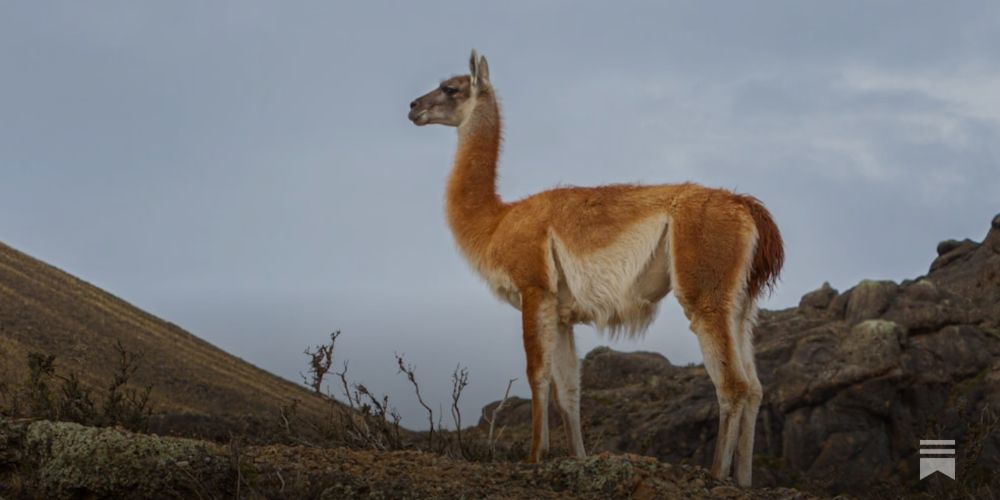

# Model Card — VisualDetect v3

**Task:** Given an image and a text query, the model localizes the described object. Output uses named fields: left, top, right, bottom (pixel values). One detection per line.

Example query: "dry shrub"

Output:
left=0, top=339, right=152, bottom=432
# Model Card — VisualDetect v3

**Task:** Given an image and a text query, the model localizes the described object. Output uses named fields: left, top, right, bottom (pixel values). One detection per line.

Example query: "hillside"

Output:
left=0, top=241, right=329, bottom=431
left=482, top=213, right=1000, bottom=496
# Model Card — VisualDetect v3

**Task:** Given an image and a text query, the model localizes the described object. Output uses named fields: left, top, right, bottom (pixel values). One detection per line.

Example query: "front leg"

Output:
left=522, top=287, right=558, bottom=463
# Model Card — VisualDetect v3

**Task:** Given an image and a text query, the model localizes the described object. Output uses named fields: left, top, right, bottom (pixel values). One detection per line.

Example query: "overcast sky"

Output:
left=2, top=2, right=998, bottom=429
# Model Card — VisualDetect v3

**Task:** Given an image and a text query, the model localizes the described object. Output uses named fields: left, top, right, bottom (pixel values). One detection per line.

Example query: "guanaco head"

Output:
left=408, top=50, right=491, bottom=127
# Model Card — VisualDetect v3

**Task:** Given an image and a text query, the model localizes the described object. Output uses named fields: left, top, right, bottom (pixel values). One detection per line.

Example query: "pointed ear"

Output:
left=469, top=49, right=479, bottom=81
left=476, top=55, right=490, bottom=87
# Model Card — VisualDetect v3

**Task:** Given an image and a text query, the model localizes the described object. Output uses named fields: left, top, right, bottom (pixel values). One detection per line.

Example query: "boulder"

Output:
left=987, top=213, right=1000, bottom=253
left=844, top=279, right=898, bottom=323
left=798, top=282, right=838, bottom=310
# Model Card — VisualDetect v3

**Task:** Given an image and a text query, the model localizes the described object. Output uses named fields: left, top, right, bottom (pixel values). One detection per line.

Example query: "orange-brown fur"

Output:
left=409, top=51, right=783, bottom=487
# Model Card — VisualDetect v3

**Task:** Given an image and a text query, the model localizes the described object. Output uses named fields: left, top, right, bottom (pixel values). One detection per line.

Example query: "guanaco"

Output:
left=408, top=50, right=783, bottom=487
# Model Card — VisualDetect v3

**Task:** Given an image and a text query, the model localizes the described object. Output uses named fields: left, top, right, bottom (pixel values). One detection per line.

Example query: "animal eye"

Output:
left=442, top=86, right=458, bottom=96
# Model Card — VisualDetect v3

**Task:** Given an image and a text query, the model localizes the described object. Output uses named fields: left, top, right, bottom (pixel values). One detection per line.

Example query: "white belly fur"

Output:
left=469, top=215, right=672, bottom=339
left=549, top=215, right=672, bottom=338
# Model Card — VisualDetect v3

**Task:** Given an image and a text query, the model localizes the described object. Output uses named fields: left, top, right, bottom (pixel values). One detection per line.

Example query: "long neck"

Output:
left=446, top=92, right=505, bottom=259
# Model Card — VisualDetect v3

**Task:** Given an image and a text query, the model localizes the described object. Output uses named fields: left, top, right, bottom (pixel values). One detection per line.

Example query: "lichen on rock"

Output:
left=4, top=418, right=231, bottom=499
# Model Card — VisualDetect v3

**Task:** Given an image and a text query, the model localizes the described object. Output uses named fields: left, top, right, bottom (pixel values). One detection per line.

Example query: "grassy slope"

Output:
left=0, top=241, right=328, bottom=420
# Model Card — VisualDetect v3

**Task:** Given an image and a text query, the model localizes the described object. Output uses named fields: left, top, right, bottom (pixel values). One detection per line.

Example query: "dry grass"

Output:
left=0, top=241, right=329, bottom=430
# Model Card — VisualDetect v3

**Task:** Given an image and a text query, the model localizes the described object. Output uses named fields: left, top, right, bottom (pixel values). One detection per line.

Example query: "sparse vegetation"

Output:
left=334, top=372, right=404, bottom=451
left=285, top=331, right=526, bottom=462
left=485, top=377, right=518, bottom=459
left=302, top=330, right=339, bottom=394
left=0, top=240, right=334, bottom=437
left=0, top=339, right=152, bottom=432
left=395, top=352, right=439, bottom=450
left=451, top=364, right=470, bottom=456
left=3, top=417, right=805, bottom=500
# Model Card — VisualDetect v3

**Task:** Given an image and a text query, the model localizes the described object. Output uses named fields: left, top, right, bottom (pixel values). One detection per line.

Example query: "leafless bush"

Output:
left=451, top=365, right=469, bottom=456
left=273, top=398, right=320, bottom=447
left=334, top=361, right=403, bottom=451
left=287, top=331, right=405, bottom=450
left=102, top=339, right=153, bottom=430
left=293, top=331, right=521, bottom=461
left=25, top=353, right=57, bottom=418
left=396, top=353, right=437, bottom=450
left=0, top=340, right=153, bottom=432
left=390, top=354, right=519, bottom=460
left=57, top=372, right=97, bottom=424
left=484, top=378, right=517, bottom=459
left=302, top=331, right=339, bottom=394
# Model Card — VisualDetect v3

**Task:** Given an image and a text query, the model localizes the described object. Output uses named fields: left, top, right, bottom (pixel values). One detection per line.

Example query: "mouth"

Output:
left=408, top=109, right=429, bottom=126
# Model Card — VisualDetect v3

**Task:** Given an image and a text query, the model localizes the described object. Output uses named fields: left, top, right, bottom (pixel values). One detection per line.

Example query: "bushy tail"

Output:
left=736, top=195, right=784, bottom=300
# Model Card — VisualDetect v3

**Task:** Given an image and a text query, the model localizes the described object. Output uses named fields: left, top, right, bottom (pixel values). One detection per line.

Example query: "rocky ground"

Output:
left=0, top=418, right=815, bottom=499
left=483, top=214, right=1000, bottom=497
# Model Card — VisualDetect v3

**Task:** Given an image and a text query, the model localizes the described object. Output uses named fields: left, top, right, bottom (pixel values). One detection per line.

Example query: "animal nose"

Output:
left=409, top=100, right=419, bottom=110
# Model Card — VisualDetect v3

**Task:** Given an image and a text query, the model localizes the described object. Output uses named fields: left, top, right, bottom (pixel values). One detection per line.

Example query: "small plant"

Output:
left=292, top=331, right=405, bottom=450
left=25, top=353, right=57, bottom=418
left=102, top=339, right=153, bottom=430
left=451, top=364, right=470, bottom=457
left=396, top=353, right=438, bottom=451
left=294, top=331, right=523, bottom=460
left=57, top=372, right=97, bottom=424
left=0, top=339, right=153, bottom=431
left=302, top=331, right=339, bottom=394
left=485, top=378, right=517, bottom=460
left=334, top=361, right=403, bottom=451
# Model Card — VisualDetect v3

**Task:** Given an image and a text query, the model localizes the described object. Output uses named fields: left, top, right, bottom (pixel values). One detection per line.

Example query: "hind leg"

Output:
left=550, top=319, right=586, bottom=458
left=669, top=195, right=758, bottom=482
left=687, top=308, right=751, bottom=481
left=732, top=300, right=762, bottom=487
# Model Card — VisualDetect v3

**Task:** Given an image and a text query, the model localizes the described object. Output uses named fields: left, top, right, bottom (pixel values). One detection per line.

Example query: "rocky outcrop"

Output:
left=0, top=418, right=231, bottom=498
left=482, top=213, right=1000, bottom=495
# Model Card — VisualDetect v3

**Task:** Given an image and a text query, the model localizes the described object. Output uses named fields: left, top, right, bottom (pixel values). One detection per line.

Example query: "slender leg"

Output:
left=550, top=319, right=586, bottom=458
left=733, top=301, right=762, bottom=487
left=668, top=205, right=757, bottom=484
left=522, top=288, right=557, bottom=463
left=689, top=311, right=750, bottom=481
